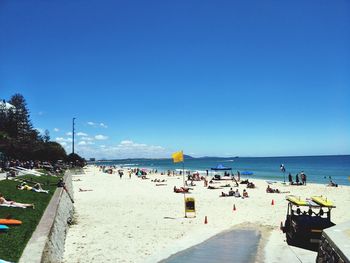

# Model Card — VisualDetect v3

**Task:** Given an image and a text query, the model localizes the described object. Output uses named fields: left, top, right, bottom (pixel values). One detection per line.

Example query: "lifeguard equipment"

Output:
left=311, top=196, right=334, bottom=207
left=0, top=225, right=9, bottom=231
left=0, top=219, right=22, bottom=225
left=185, top=197, right=196, bottom=218
left=286, top=195, right=308, bottom=206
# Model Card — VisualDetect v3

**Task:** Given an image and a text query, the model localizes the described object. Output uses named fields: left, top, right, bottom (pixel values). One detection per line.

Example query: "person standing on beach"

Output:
left=301, top=171, right=306, bottom=185
left=288, top=173, right=293, bottom=184
left=295, top=173, right=300, bottom=184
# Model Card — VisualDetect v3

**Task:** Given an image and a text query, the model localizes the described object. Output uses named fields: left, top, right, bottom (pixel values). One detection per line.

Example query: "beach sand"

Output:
left=62, top=166, right=350, bottom=263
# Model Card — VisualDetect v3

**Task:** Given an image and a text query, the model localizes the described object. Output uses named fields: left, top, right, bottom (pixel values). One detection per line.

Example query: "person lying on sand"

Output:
left=209, top=180, right=221, bottom=184
left=266, top=185, right=280, bottom=193
left=0, top=193, right=35, bottom=209
left=152, top=179, right=166, bottom=182
left=328, top=180, right=338, bottom=187
left=79, top=188, right=93, bottom=192
left=247, top=182, right=255, bottom=189
left=17, top=182, right=49, bottom=194
left=266, top=185, right=290, bottom=194
left=173, top=186, right=190, bottom=193
left=207, top=185, right=222, bottom=190
left=221, top=187, right=235, bottom=197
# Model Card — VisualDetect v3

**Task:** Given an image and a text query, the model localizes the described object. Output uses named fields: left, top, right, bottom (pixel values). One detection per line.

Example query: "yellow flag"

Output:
left=172, top=151, right=184, bottom=163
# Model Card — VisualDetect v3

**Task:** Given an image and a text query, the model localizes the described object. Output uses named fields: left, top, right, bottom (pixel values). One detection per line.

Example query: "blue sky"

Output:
left=1, top=0, right=349, bottom=159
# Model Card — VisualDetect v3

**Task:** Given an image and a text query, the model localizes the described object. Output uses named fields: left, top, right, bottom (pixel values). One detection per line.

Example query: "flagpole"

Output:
left=182, top=153, right=187, bottom=218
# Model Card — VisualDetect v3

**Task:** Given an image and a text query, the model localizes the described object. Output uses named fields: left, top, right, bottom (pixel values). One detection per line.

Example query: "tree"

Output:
left=0, top=93, right=68, bottom=162
left=66, top=153, right=85, bottom=166
left=8, top=94, right=35, bottom=141
left=43, top=129, right=50, bottom=143
left=33, top=141, right=67, bottom=162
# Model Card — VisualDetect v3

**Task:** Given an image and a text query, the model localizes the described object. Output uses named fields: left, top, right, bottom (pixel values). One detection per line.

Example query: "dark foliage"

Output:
left=66, top=153, right=85, bottom=166
left=0, top=94, right=68, bottom=162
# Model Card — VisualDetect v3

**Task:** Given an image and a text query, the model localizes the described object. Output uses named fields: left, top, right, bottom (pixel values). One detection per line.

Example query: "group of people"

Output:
left=288, top=171, right=307, bottom=185
left=240, top=179, right=255, bottom=188
left=0, top=159, right=65, bottom=175
left=221, top=188, right=249, bottom=198
left=266, top=185, right=290, bottom=194
left=266, top=185, right=281, bottom=193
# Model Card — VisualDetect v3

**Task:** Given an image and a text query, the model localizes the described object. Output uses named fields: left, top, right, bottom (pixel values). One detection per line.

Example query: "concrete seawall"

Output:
left=316, top=221, right=350, bottom=263
left=19, top=170, right=75, bottom=263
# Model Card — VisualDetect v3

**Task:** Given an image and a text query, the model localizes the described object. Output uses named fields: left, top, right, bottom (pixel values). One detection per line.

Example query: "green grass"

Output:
left=0, top=174, right=61, bottom=262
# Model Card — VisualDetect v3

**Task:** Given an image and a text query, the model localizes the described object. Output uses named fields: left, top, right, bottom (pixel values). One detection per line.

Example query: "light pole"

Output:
left=72, top=117, right=76, bottom=154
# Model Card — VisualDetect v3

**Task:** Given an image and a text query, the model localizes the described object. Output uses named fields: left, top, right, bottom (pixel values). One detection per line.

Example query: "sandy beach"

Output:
left=62, top=166, right=350, bottom=263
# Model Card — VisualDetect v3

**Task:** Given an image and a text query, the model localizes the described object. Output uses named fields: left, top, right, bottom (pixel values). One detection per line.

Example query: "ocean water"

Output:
left=96, top=155, right=350, bottom=186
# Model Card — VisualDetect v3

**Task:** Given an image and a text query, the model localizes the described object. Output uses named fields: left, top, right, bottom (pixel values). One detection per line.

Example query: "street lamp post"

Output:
left=72, top=117, right=76, bottom=154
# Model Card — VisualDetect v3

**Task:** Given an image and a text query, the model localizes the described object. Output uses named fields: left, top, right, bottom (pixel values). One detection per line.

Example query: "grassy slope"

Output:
left=0, top=174, right=61, bottom=262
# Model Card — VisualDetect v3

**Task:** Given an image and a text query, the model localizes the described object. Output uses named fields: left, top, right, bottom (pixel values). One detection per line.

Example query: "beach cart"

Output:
left=282, top=195, right=336, bottom=251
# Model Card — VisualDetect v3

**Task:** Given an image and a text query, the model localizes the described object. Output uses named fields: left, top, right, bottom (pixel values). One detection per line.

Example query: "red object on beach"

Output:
left=271, top=199, right=275, bottom=205
left=233, top=204, right=236, bottom=211
left=204, top=216, right=208, bottom=224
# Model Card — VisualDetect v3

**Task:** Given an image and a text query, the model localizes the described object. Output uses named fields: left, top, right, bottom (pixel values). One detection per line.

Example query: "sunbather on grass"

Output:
left=0, top=193, right=35, bottom=209
left=17, top=182, right=49, bottom=194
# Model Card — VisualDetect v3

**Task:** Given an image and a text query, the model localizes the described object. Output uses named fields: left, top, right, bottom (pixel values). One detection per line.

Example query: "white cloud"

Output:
left=56, top=137, right=73, bottom=142
left=82, top=136, right=94, bottom=141
left=67, top=138, right=169, bottom=159
left=87, top=121, right=108, bottom=128
left=66, top=132, right=72, bottom=136
left=120, top=140, right=133, bottom=145
left=53, top=128, right=59, bottom=132
left=77, top=132, right=88, bottom=136
left=95, top=134, right=108, bottom=140
left=60, top=142, right=67, bottom=146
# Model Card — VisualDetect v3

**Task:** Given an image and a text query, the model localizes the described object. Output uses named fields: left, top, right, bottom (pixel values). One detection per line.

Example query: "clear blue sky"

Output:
left=1, top=0, right=349, bottom=159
